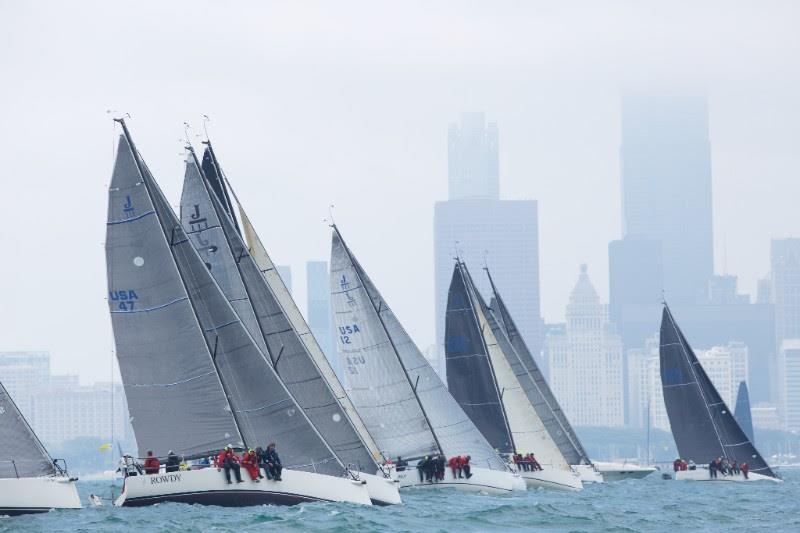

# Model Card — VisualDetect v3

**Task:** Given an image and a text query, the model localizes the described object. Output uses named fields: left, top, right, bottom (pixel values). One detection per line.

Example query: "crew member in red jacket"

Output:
left=217, top=445, right=243, bottom=484
left=458, top=455, right=473, bottom=479
left=241, top=449, right=261, bottom=482
left=740, top=462, right=749, bottom=479
left=143, top=450, right=160, bottom=475
left=448, top=455, right=462, bottom=478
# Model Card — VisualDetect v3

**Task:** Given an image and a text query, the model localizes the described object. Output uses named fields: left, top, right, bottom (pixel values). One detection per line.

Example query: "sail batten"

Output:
left=659, top=304, right=776, bottom=478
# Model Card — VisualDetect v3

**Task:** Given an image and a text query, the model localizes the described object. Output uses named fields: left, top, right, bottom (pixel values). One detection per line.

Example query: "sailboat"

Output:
left=178, top=141, right=400, bottom=505
left=0, top=379, right=81, bottom=515
left=446, top=261, right=583, bottom=491
left=106, top=119, right=372, bottom=507
left=734, top=381, right=755, bottom=445
left=329, top=226, right=523, bottom=493
left=660, top=304, right=781, bottom=483
left=484, top=268, right=604, bottom=484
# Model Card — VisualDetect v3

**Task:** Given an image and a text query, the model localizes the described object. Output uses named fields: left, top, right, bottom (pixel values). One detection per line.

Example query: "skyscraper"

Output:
left=447, top=112, right=499, bottom=200
left=771, top=238, right=800, bottom=345
left=545, top=265, right=624, bottom=427
left=434, top=113, right=542, bottom=361
left=619, top=90, right=714, bottom=304
left=277, top=264, right=292, bottom=295
left=306, top=260, right=339, bottom=380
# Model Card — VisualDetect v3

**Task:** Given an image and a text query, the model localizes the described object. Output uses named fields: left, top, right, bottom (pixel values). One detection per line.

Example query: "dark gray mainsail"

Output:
left=180, top=149, right=381, bottom=472
left=445, top=262, right=515, bottom=454
left=0, top=380, right=55, bottom=478
left=486, top=269, right=591, bottom=466
left=106, top=127, right=243, bottom=458
left=107, top=122, right=340, bottom=473
left=660, top=304, right=776, bottom=478
left=734, top=381, right=755, bottom=445
left=200, top=144, right=240, bottom=235
left=331, top=227, right=507, bottom=470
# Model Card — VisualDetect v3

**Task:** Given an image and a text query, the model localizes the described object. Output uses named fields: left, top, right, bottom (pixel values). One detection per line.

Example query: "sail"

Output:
left=181, top=151, right=380, bottom=472
left=331, top=228, right=507, bottom=470
left=237, top=209, right=385, bottom=469
left=106, top=131, right=243, bottom=458
left=487, top=271, right=591, bottom=465
left=0, top=380, right=54, bottom=478
left=460, top=264, right=570, bottom=470
left=200, top=145, right=240, bottom=234
left=660, top=305, right=776, bottom=477
left=734, top=381, right=755, bottom=445
left=445, top=262, right=514, bottom=454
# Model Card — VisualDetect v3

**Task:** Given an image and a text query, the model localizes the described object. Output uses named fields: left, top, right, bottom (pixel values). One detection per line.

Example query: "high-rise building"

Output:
left=277, top=264, right=292, bottom=295
left=434, top=112, right=542, bottom=362
left=434, top=199, right=542, bottom=359
left=447, top=112, right=499, bottom=200
left=306, top=260, right=339, bottom=380
left=0, top=351, right=50, bottom=417
left=778, top=339, right=800, bottom=431
left=545, top=265, right=624, bottom=427
left=619, top=90, right=714, bottom=305
left=771, top=239, right=800, bottom=345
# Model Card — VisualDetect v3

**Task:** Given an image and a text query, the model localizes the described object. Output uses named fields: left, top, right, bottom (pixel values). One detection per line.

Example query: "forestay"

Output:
left=106, top=131, right=243, bottom=459
left=181, top=150, right=380, bottom=473
left=660, top=304, right=776, bottom=478
left=331, top=228, right=507, bottom=470
left=0, top=380, right=55, bottom=478
left=487, top=270, right=591, bottom=466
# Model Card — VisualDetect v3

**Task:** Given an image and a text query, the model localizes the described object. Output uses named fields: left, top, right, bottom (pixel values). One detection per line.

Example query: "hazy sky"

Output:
left=0, top=1, right=798, bottom=383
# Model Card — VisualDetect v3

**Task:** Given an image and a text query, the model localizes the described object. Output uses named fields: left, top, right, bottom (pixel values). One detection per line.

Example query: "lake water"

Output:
left=2, top=469, right=797, bottom=532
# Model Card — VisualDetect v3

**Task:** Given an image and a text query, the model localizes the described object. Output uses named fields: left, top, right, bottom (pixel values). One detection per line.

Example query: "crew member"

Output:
left=448, top=455, right=461, bottom=478
left=417, top=456, right=428, bottom=482
left=143, top=450, right=160, bottom=475
left=165, top=450, right=181, bottom=473
left=217, top=445, right=243, bottom=484
left=741, top=462, right=749, bottom=479
left=460, top=455, right=472, bottom=479
left=529, top=453, right=542, bottom=471
left=435, top=455, right=446, bottom=481
left=241, top=449, right=261, bottom=482
left=708, top=459, right=717, bottom=479
left=264, top=442, right=282, bottom=481
left=396, top=456, right=408, bottom=472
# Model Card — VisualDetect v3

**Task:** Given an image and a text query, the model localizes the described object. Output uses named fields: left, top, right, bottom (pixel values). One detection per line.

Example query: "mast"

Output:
left=333, top=225, right=444, bottom=457
left=458, top=261, right=516, bottom=453
left=114, top=118, right=248, bottom=450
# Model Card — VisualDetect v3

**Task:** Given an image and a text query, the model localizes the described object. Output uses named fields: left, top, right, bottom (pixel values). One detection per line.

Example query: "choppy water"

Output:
left=2, top=470, right=798, bottom=532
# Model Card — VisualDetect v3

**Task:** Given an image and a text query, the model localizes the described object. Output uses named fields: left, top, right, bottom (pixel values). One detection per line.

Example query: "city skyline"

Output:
left=0, top=2, right=798, bottom=384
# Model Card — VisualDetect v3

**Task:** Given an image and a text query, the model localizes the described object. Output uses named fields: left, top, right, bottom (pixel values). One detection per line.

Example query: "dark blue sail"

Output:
left=734, top=381, right=755, bottom=445
left=660, top=304, right=775, bottom=478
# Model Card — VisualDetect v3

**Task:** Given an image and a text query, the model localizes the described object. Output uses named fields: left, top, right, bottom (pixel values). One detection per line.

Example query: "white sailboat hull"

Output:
left=674, top=469, right=782, bottom=483
left=0, top=477, right=81, bottom=515
left=594, top=462, right=656, bottom=481
left=572, top=464, right=605, bottom=483
left=395, top=466, right=522, bottom=494
left=114, top=468, right=372, bottom=507
left=520, top=468, right=583, bottom=491
left=361, top=471, right=402, bottom=505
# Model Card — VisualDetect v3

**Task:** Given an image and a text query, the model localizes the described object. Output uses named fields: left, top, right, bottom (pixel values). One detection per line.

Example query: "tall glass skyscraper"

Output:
left=619, top=90, right=714, bottom=304
left=435, top=113, right=542, bottom=363
left=307, top=260, right=339, bottom=380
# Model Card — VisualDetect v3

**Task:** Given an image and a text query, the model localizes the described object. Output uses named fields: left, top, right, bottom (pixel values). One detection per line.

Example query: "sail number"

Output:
left=110, top=289, right=139, bottom=311
left=338, top=324, right=360, bottom=345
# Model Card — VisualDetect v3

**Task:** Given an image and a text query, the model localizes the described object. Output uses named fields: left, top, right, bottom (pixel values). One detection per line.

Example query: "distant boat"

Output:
left=445, top=261, right=582, bottom=491
left=179, top=142, right=399, bottom=506
left=734, top=381, right=755, bottom=445
left=329, top=226, right=522, bottom=494
left=660, top=303, right=781, bottom=483
left=106, top=120, right=372, bottom=507
left=0, top=379, right=81, bottom=515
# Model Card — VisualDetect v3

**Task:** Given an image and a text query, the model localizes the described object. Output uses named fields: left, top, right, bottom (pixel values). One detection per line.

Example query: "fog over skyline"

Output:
left=0, top=1, right=798, bottom=383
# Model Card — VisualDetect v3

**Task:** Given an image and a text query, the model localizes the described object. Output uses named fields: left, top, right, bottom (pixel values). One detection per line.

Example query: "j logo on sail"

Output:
left=123, top=196, right=135, bottom=217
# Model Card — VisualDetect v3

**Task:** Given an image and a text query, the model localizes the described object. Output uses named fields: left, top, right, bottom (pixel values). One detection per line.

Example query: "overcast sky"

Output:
left=0, top=1, right=798, bottom=383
